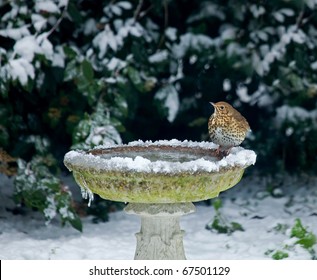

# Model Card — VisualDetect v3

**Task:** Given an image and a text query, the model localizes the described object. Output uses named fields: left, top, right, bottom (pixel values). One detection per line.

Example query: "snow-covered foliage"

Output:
left=2, top=0, right=317, bottom=230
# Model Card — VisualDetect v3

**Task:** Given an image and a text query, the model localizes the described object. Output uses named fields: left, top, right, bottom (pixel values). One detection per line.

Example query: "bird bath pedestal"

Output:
left=64, top=140, right=256, bottom=260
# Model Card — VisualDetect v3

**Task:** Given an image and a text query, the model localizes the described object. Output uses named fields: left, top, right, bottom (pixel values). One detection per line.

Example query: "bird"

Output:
left=208, top=101, right=250, bottom=157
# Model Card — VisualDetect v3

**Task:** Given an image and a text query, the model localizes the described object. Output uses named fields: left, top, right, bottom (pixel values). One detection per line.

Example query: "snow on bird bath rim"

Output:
left=64, top=139, right=256, bottom=175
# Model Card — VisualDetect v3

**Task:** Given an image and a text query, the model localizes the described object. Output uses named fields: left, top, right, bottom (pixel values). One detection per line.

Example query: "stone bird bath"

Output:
left=64, top=140, right=256, bottom=260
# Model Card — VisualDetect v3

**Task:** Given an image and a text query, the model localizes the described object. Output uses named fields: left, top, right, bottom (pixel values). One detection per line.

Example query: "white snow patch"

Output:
left=14, top=36, right=42, bottom=62
left=148, top=50, right=169, bottom=63
left=236, top=85, right=250, bottom=103
left=84, top=19, right=98, bottom=35
left=0, top=26, right=30, bottom=40
left=106, top=57, right=127, bottom=71
left=172, top=33, right=214, bottom=59
left=8, top=58, right=35, bottom=85
left=311, top=61, right=317, bottom=70
left=223, top=79, right=231, bottom=91
left=250, top=5, right=265, bottom=18
left=44, top=195, right=57, bottom=224
left=154, top=85, right=180, bottom=122
left=1, top=175, right=316, bottom=260
left=52, top=46, right=65, bottom=67
left=32, top=14, right=47, bottom=31
left=35, top=1, right=60, bottom=14
left=165, top=28, right=177, bottom=41
left=275, top=105, right=317, bottom=127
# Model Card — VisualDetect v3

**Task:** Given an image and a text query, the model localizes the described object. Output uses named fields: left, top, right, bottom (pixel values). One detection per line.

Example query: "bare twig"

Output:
left=295, top=8, right=305, bottom=29
left=134, top=0, right=144, bottom=22
left=138, top=4, right=154, bottom=20
left=45, top=2, right=69, bottom=39
left=157, top=0, right=169, bottom=50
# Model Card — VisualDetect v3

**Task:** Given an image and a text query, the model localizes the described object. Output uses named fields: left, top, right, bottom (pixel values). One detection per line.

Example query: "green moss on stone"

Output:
left=72, top=167, right=244, bottom=203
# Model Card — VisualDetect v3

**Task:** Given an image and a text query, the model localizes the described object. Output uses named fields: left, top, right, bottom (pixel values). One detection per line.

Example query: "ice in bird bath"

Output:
left=64, top=139, right=256, bottom=259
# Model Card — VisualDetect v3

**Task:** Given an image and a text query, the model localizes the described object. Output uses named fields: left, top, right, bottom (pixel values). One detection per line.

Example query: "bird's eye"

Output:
left=220, top=106, right=225, bottom=110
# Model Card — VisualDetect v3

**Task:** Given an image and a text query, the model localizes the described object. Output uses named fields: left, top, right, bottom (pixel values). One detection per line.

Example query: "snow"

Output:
left=52, top=46, right=65, bottom=67
left=250, top=5, right=265, bottom=18
left=187, top=2, right=225, bottom=23
left=154, top=85, right=180, bottom=122
left=172, top=33, right=214, bottom=59
left=305, top=0, right=317, bottom=9
left=165, top=27, right=177, bottom=41
left=311, top=61, right=317, bottom=70
left=93, top=19, right=143, bottom=58
left=223, top=79, right=232, bottom=91
left=0, top=26, right=30, bottom=40
left=35, top=1, right=60, bottom=14
left=58, top=0, right=69, bottom=7
left=32, top=14, right=47, bottom=31
left=14, top=36, right=42, bottom=62
left=106, top=57, right=127, bottom=71
left=8, top=58, right=35, bottom=85
left=1, top=175, right=316, bottom=260
left=65, top=140, right=256, bottom=175
left=148, top=50, right=169, bottom=63
left=236, top=85, right=249, bottom=103
left=117, top=2, right=132, bottom=10
left=84, top=19, right=98, bottom=36
left=220, top=25, right=237, bottom=41
left=93, top=25, right=117, bottom=58
left=253, top=26, right=306, bottom=76
left=275, top=105, right=317, bottom=127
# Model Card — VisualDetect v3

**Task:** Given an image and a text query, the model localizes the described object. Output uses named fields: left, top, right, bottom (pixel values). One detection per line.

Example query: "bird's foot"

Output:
left=215, top=147, right=232, bottom=159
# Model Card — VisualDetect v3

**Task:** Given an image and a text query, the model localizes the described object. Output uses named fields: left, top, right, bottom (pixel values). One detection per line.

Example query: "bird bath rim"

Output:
left=64, top=139, right=256, bottom=175
left=63, top=140, right=256, bottom=204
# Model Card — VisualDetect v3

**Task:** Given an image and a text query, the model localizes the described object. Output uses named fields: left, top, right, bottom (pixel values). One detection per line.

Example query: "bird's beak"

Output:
left=209, top=102, right=215, bottom=107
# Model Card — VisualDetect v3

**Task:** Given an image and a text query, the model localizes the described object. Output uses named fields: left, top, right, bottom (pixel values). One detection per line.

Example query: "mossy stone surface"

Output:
left=71, top=167, right=244, bottom=203
left=64, top=143, right=255, bottom=203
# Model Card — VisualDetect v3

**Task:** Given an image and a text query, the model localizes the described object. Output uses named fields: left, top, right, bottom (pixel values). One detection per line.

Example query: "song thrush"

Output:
left=208, top=101, right=250, bottom=157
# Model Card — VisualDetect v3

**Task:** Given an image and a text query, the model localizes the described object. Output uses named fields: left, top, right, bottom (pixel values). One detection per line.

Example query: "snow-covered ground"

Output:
left=0, top=174, right=316, bottom=260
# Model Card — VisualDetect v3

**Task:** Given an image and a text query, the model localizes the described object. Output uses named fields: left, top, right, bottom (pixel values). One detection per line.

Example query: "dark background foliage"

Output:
left=1, top=0, right=317, bottom=230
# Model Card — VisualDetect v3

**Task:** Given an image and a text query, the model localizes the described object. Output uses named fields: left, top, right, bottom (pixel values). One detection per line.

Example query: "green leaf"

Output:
left=64, top=60, right=78, bottom=81
left=0, top=80, right=9, bottom=98
left=231, top=222, right=245, bottom=232
left=63, top=46, right=78, bottom=59
left=272, top=250, right=289, bottom=260
left=72, top=118, right=91, bottom=145
left=208, top=216, right=229, bottom=234
left=291, top=218, right=307, bottom=239
left=68, top=2, right=83, bottom=24
left=213, top=198, right=222, bottom=211
left=296, top=232, right=317, bottom=249
left=68, top=216, right=83, bottom=232
left=0, top=126, right=9, bottom=147
left=82, top=59, right=94, bottom=81
left=188, top=117, right=207, bottom=127
left=127, top=66, right=144, bottom=92
left=291, top=218, right=317, bottom=250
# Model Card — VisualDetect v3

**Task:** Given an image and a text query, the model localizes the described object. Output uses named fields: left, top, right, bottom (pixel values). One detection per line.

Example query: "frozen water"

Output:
left=64, top=139, right=256, bottom=175
left=79, top=179, right=94, bottom=207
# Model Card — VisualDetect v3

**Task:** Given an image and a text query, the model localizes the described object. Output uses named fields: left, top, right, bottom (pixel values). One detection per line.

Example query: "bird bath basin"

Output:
left=64, top=139, right=256, bottom=259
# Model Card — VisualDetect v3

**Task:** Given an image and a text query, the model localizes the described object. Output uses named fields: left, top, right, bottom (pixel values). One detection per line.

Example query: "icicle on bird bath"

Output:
left=79, top=174, right=94, bottom=207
